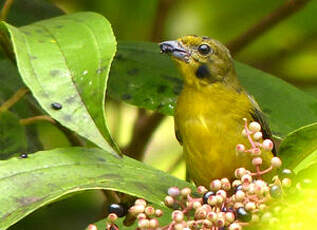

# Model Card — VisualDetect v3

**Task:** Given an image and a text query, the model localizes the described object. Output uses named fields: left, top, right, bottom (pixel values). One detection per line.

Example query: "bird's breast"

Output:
left=174, top=84, right=254, bottom=186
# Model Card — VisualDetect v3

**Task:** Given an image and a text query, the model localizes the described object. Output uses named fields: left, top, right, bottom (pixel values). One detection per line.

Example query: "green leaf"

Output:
left=278, top=123, right=317, bottom=171
left=6, top=0, right=64, bottom=27
left=0, top=12, right=120, bottom=154
left=0, top=111, right=26, bottom=159
left=109, top=41, right=317, bottom=137
left=0, top=147, right=191, bottom=229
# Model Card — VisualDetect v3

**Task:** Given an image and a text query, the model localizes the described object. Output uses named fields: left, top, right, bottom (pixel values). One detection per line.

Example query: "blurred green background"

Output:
left=5, top=0, right=317, bottom=229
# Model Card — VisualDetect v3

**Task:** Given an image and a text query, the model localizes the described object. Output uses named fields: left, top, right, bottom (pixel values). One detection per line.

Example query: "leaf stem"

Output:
left=0, top=0, right=14, bottom=21
left=123, top=110, right=164, bottom=160
left=226, top=0, right=312, bottom=55
left=20, top=115, right=56, bottom=126
left=122, top=0, right=177, bottom=160
left=0, top=87, right=29, bottom=113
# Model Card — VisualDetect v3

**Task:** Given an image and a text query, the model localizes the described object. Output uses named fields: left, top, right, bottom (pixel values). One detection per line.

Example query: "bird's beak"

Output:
left=159, top=40, right=190, bottom=63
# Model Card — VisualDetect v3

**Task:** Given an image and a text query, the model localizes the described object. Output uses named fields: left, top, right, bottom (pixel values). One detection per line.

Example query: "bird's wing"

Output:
left=248, top=95, right=276, bottom=155
left=174, top=122, right=183, bottom=145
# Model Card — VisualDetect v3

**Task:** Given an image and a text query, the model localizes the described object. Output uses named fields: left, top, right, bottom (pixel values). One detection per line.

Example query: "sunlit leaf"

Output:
left=278, top=123, right=317, bottom=170
left=0, top=147, right=192, bottom=229
left=0, top=12, right=119, bottom=153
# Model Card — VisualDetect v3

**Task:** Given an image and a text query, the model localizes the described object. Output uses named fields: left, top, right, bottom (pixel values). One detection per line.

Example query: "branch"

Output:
left=123, top=110, right=164, bottom=161
left=226, top=0, right=312, bottom=55
left=0, top=87, right=29, bottom=112
left=122, top=0, right=178, bottom=160
left=0, top=0, right=14, bottom=21
left=20, top=115, right=56, bottom=125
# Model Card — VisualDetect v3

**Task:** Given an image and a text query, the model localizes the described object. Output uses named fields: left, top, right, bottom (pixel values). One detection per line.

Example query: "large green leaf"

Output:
left=109, top=41, right=317, bottom=137
left=278, top=123, right=317, bottom=171
left=0, top=12, right=119, bottom=154
left=0, top=147, right=191, bottom=229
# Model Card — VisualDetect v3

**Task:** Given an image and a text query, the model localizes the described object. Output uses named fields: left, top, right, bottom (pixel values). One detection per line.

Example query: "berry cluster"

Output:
left=98, top=119, right=294, bottom=230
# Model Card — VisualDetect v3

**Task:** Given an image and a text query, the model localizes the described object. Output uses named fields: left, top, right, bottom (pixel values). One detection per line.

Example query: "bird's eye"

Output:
left=198, top=44, right=212, bottom=55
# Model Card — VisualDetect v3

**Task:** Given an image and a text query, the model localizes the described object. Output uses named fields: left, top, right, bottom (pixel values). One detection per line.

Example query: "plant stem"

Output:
left=20, top=115, right=56, bottom=125
left=0, top=87, right=29, bottom=113
left=122, top=0, right=177, bottom=160
left=123, top=110, right=164, bottom=161
left=226, top=0, right=312, bottom=55
left=0, top=0, right=14, bottom=21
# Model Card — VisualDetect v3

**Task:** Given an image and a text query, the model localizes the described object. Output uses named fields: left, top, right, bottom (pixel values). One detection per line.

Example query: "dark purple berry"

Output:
left=236, top=207, right=251, bottom=222
left=108, top=203, right=126, bottom=217
left=20, top=153, right=28, bottom=158
left=270, top=185, right=282, bottom=198
left=203, top=191, right=215, bottom=204
left=234, top=184, right=243, bottom=192
left=51, top=102, right=62, bottom=110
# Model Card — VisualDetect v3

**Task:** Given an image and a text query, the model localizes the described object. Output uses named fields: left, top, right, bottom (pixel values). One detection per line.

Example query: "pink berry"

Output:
left=253, top=131, right=263, bottom=140
left=168, top=186, right=180, bottom=197
left=252, top=157, right=263, bottom=166
left=172, top=210, right=184, bottom=223
left=236, top=144, right=245, bottom=153
left=149, top=219, right=159, bottom=228
left=234, top=168, right=247, bottom=179
left=210, top=179, right=222, bottom=191
left=249, top=121, right=261, bottom=132
left=262, top=139, right=274, bottom=151
left=229, top=223, right=242, bottom=230
left=241, top=174, right=252, bottom=184
left=271, top=157, right=282, bottom=168
left=87, top=224, right=97, bottom=230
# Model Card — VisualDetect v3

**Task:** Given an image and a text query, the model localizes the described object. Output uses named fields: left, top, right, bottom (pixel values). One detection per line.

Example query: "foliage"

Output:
left=0, top=0, right=317, bottom=229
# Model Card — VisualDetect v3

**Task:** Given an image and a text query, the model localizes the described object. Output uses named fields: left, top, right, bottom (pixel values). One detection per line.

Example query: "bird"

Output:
left=160, top=35, right=275, bottom=187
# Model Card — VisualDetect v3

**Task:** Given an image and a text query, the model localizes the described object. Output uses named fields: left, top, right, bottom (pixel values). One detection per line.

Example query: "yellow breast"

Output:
left=175, top=83, right=268, bottom=186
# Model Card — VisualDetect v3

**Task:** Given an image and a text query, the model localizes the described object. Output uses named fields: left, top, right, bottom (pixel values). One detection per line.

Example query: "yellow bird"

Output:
left=160, top=35, right=275, bottom=187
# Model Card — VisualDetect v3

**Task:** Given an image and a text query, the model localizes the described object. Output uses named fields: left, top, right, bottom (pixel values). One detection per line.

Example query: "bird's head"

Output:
left=160, top=35, right=239, bottom=88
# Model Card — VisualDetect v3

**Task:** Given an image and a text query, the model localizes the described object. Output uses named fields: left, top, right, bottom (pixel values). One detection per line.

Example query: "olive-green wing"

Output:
left=248, top=95, right=276, bottom=155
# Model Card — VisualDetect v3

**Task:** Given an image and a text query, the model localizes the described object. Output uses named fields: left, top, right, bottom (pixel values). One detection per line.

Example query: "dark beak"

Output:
left=159, top=40, right=190, bottom=63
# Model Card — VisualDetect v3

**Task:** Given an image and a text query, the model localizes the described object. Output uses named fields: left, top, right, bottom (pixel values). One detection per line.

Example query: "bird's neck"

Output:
left=183, top=70, right=243, bottom=94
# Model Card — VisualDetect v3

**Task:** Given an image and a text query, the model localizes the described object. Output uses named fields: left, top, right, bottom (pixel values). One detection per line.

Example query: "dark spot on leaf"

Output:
left=22, top=31, right=31, bottom=35
left=115, top=53, right=126, bottom=61
left=30, top=56, right=37, bottom=60
left=38, top=40, right=45, bottom=43
left=157, top=85, right=167, bottom=93
left=157, top=103, right=164, bottom=110
left=15, top=196, right=43, bottom=206
left=98, top=173, right=121, bottom=180
left=40, top=91, right=49, bottom=98
left=97, top=157, right=106, bottom=162
left=161, top=75, right=183, bottom=85
left=134, top=181, right=150, bottom=192
left=263, top=108, right=272, bottom=113
left=127, top=68, right=139, bottom=76
left=96, top=66, right=107, bottom=74
left=51, top=102, right=62, bottom=110
left=63, top=114, right=72, bottom=122
left=20, top=153, right=28, bottom=158
left=65, top=96, right=76, bottom=104
left=122, top=94, right=132, bottom=100
left=50, top=69, right=60, bottom=77
left=55, top=25, right=63, bottom=29
left=36, top=29, right=43, bottom=33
